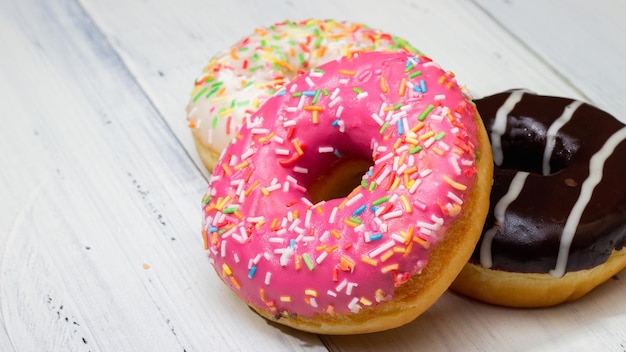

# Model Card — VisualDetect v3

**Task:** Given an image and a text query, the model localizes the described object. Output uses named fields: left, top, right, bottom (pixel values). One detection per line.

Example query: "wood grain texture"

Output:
left=1, top=0, right=624, bottom=351
left=475, top=0, right=626, bottom=119
left=0, top=0, right=324, bottom=350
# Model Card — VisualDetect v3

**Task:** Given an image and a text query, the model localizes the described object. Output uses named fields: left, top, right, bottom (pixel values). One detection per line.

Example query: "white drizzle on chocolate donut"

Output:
left=490, top=89, right=525, bottom=166
left=479, top=171, right=528, bottom=269
left=473, top=90, right=626, bottom=277
left=551, top=126, right=626, bottom=277
left=542, top=100, right=583, bottom=176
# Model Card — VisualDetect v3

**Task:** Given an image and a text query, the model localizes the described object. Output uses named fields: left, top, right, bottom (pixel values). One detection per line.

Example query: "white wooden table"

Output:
left=2, top=0, right=625, bottom=351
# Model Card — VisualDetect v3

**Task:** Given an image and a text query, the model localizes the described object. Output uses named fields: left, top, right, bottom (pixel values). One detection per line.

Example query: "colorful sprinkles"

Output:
left=202, top=51, right=479, bottom=318
left=186, top=19, right=420, bottom=168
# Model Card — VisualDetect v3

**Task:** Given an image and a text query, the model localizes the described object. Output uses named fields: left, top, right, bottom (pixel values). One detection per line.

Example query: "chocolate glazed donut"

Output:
left=451, top=89, right=626, bottom=307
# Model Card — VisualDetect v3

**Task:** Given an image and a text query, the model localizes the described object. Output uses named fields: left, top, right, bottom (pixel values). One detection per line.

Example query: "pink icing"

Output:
left=202, top=51, right=479, bottom=317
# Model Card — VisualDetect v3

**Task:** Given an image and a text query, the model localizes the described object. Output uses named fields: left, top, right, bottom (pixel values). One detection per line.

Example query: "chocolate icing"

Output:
left=472, top=90, right=626, bottom=275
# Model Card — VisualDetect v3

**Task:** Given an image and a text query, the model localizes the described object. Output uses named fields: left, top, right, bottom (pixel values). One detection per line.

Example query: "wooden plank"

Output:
left=323, top=277, right=626, bottom=351
left=0, top=0, right=325, bottom=350
left=474, top=0, right=626, bottom=120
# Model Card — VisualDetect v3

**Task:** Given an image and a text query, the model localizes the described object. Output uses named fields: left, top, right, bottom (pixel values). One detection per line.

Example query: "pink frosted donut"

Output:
left=185, top=19, right=419, bottom=172
left=202, top=51, right=492, bottom=334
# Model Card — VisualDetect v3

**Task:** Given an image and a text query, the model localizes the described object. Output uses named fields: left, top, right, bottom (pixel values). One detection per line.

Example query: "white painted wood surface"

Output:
left=1, top=0, right=624, bottom=351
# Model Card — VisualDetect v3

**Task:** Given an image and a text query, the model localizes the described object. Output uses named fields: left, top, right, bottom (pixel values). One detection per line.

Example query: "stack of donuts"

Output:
left=187, top=19, right=626, bottom=334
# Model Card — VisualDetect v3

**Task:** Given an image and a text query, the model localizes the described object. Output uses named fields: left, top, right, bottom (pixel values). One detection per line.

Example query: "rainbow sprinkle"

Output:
left=202, top=51, right=480, bottom=319
left=186, top=19, right=421, bottom=170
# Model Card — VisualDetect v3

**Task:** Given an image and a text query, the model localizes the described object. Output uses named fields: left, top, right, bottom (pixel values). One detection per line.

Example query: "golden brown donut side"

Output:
left=192, top=132, right=222, bottom=172
left=452, top=249, right=626, bottom=308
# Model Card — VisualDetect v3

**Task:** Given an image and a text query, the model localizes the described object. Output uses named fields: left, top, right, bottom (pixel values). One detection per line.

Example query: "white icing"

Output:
left=550, top=126, right=626, bottom=277
left=491, top=90, right=526, bottom=166
left=480, top=171, right=530, bottom=268
left=542, top=100, right=583, bottom=175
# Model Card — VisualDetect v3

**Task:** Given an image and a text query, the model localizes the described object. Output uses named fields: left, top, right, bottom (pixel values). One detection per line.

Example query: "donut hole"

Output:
left=307, top=158, right=374, bottom=204
left=498, top=115, right=580, bottom=175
